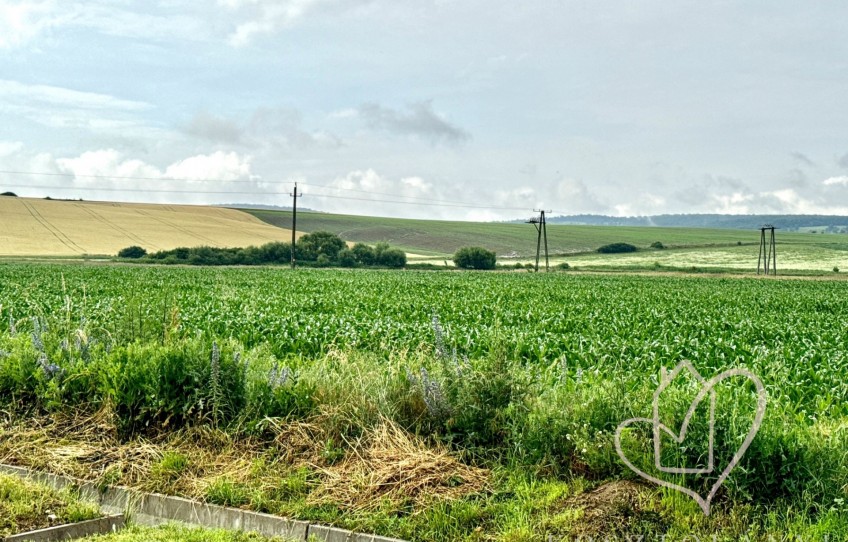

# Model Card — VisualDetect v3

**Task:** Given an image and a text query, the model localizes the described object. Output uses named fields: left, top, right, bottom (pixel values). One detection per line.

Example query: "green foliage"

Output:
left=598, top=242, right=638, bottom=254
left=0, top=265, right=847, bottom=540
left=151, top=452, right=190, bottom=483
left=118, top=245, right=147, bottom=258
left=376, top=247, right=406, bottom=268
left=135, top=237, right=405, bottom=269
left=453, top=246, right=496, bottom=270
left=298, top=231, right=345, bottom=262
left=0, top=474, right=100, bottom=537
left=351, top=243, right=376, bottom=265
left=650, top=241, right=665, bottom=249
left=338, top=248, right=356, bottom=267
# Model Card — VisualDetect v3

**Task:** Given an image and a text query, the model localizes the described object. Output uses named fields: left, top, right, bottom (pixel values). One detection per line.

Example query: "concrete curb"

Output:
left=2, top=514, right=124, bottom=542
left=0, top=464, right=408, bottom=542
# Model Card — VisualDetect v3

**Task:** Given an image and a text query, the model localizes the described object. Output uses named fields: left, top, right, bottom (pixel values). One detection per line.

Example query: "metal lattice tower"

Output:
left=757, top=224, right=777, bottom=275
left=526, top=209, right=550, bottom=272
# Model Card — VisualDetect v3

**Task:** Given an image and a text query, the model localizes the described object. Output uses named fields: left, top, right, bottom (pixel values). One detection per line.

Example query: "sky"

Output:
left=2, top=1, right=848, bottom=221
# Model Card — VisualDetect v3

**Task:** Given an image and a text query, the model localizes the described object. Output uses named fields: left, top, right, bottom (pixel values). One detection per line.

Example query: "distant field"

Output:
left=246, top=208, right=848, bottom=270
left=0, top=197, right=297, bottom=257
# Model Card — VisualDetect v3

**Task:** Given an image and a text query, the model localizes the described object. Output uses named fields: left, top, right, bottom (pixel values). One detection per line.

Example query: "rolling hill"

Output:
left=0, top=196, right=297, bottom=257
left=244, top=209, right=835, bottom=256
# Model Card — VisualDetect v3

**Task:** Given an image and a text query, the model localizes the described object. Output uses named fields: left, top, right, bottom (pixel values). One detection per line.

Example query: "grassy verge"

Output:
left=0, top=473, right=101, bottom=537
left=1, top=344, right=846, bottom=540
left=82, top=524, right=289, bottom=541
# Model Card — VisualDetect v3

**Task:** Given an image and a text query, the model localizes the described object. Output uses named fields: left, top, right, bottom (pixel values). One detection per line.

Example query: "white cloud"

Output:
left=822, top=176, right=848, bottom=186
left=57, top=149, right=154, bottom=179
left=0, top=1, right=60, bottom=49
left=298, top=168, right=455, bottom=219
left=0, top=141, right=24, bottom=157
left=164, top=151, right=253, bottom=181
left=0, top=148, right=259, bottom=204
left=0, top=79, right=150, bottom=112
left=221, top=0, right=329, bottom=46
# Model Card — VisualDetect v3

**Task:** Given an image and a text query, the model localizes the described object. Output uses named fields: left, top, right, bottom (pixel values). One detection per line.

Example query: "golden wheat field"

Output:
left=0, top=197, right=297, bottom=256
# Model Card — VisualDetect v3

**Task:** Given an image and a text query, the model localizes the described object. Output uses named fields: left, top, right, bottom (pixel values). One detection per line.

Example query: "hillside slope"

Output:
left=0, top=197, right=296, bottom=257
left=245, top=209, right=831, bottom=258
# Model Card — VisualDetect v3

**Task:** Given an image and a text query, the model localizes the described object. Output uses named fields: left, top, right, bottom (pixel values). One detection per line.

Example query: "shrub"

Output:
left=351, top=243, right=376, bottom=265
left=298, top=231, right=345, bottom=262
left=0, top=191, right=17, bottom=197
left=650, top=241, right=664, bottom=249
left=834, top=266, right=840, bottom=273
left=257, top=242, right=291, bottom=264
left=117, top=246, right=147, bottom=259
left=377, top=248, right=407, bottom=268
left=453, top=247, right=497, bottom=270
left=557, top=262, right=569, bottom=270
left=338, top=249, right=356, bottom=267
left=597, top=242, right=638, bottom=254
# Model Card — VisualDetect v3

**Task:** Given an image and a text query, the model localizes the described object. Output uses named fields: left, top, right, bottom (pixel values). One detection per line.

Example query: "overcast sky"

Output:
left=2, top=1, right=848, bottom=221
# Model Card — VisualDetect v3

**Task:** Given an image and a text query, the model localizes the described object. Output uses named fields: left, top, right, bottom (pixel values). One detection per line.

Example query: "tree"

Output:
left=298, top=231, right=345, bottom=261
left=258, top=241, right=291, bottom=264
left=453, top=246, right=496, bottom=270
left=377, top=248, right=407, bottom=268
left=118, top=245, right=147, bottom=258
left=351, top=243, right=376, bottom=265
left=0, top=192, right=17, bottom=197
left=338, top=248, right=357, bottom=267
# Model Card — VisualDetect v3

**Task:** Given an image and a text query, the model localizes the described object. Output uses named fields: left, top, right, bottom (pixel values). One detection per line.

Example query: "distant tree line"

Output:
left=117, top=231, right=407, bottom=268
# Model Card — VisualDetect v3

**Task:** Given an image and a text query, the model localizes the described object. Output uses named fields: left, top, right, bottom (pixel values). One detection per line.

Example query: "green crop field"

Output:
left=0, top=264, right=846, bottom=541
left=245, top=209, right=848, bottom=271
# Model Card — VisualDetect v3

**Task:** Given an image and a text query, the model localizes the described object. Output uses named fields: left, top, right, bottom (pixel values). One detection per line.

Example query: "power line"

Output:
left=0, top=182, right=530, bottom=211
left=0, top=169, right=522, bottom=210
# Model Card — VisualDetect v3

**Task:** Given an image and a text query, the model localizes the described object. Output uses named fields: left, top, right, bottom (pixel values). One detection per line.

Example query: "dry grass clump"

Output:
left=309, top=419, right=489, bottom=511
left=0, top=410, right=489, bottom=515
left=0, top=408, right=261, bottom=500
left=562, top=480, right=664, bottom=537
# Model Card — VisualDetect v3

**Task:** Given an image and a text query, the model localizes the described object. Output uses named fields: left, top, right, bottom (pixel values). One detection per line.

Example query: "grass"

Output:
left=82, top=524, right=291, bottom=541
left=0, top=473, right=101, bottom=536
left=1, top=265, right=847, bottom=540
left=246, top=208, right=848, bottom=270
left=0, top=197, right=296, bottom=257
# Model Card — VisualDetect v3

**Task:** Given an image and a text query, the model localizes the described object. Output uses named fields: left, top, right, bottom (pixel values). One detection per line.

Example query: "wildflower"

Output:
left=31, top=317, right=44, bottom=352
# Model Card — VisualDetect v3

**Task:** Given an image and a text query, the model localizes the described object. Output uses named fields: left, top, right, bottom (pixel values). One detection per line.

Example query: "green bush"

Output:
left=351, top=243, right=376, bottom=265
left=117, top=246, right=147, bottom=259
left=338, top=249, right=356, bottom=268
left=597, top=242, right=638, bottom=254
left=650, top=241, right=664, bottom=249
left=453, top=246, right=497, bottom=270
left=377, top=248, right=407, bottom=268
left=298, top=231, right=345, bottom=262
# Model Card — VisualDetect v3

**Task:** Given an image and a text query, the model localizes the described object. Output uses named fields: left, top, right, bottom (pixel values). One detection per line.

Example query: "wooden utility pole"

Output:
left=290, top=183, right=302, bottom=269
left=757, top=224, right=777, bottom=275
left=526, top=209, right=551, bottom=272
